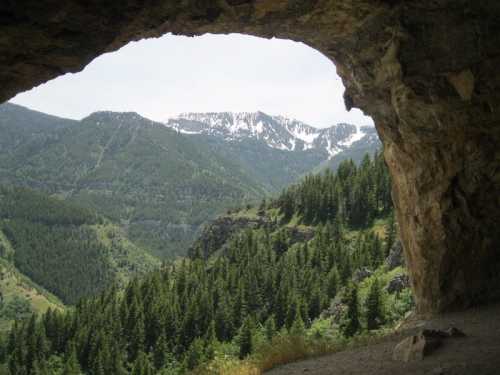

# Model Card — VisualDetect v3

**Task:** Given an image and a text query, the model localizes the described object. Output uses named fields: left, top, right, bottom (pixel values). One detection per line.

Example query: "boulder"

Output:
left=352, top=267, right=373, bottom=283
left=386, top=274, right=410, bottom=294
left=321, top=289, right=347, bottom=324
left=392, top=330, right=442, bottom=362
left=393, top=328, right=466, bottom=362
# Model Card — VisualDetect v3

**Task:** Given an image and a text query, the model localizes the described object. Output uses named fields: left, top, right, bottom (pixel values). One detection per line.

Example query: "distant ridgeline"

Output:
left=0, top=103, right=380, bottom=259
left=0, top=152, right=412, bottom=375
left=0, top=186, right=159, bottom=306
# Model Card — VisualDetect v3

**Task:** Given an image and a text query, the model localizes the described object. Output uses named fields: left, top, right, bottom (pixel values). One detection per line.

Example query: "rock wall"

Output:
left=1, top=0, right=499, bottom=314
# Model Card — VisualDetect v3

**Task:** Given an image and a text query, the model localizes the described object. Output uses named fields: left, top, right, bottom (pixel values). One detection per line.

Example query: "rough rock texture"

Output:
left=1, top=1, right=499, bottom=314
left=385, top=239, right=404, bottom=270
left=392, top=330, right=442, bottom=362
left=188, top=214, right=273, bottom=259
left=352, top=267, right=373, bottom=283
left=189, top=212, right=314, bottom=259
left=386, top=274, right=410, bottom=295
left=392, top=328, right=466, bottom=362
left=321, top=289, right=348, bottom=325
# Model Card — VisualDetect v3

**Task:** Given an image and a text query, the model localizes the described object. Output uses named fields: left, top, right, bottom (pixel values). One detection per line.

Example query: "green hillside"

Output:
left=0, top=186, right=159, bottom=305
left=0, top=105, right=268, bottom=259
left=0, top=153, right=412, bottom=375
left=0, top=104, right=381, bottom=260
left=0, top=257, right=63, bottom=332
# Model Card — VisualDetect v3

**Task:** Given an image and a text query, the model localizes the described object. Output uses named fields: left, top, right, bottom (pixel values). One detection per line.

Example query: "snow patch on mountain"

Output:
left=339, top=124, right=365, bottom=147
left=164, top=112, right=376, bottom=158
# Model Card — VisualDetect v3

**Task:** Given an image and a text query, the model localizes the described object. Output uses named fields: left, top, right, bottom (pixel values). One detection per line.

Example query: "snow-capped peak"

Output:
left=164, top=111, right=375, bottom=157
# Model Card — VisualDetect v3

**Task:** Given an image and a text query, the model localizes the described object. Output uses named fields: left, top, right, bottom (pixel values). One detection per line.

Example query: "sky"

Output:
left=10, top=33, right=373, bottom=128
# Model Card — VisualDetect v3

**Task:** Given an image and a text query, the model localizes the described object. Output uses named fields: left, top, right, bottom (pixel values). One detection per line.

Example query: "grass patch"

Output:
left=0, top=258, right=63, bottom=332
left=195, top=329, right=396, bottom=375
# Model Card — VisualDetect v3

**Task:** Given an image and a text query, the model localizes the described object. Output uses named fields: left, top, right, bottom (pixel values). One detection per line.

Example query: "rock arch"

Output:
left=1, top=0, right=499, bottom=314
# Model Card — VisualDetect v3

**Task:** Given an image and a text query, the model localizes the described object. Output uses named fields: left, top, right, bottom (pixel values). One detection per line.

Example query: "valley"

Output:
left=0, top=103, right=379, bottom=260
left=0, top=2, right=498, bottom=375
left=1, top=151, right=412, bottom=374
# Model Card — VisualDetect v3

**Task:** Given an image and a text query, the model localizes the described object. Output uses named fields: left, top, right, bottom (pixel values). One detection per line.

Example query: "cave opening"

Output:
left=10, top=33, right=373, bottom=128
left=1, top=1, right=499, bottom=317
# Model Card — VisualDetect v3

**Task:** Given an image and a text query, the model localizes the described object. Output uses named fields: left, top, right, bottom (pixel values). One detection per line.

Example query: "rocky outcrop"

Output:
left=321, top=290, right=348, bottom=325
left=1, top=1, right=499, bottom=314
left=189, top=212, right=314, bottom=259
left=385, top=239, right=404, bottom=270
left=386, top=274, right=410, bottom=295
left=188, top=214, right=272, bottom=259
left=352, top=267, right=373, bottom=283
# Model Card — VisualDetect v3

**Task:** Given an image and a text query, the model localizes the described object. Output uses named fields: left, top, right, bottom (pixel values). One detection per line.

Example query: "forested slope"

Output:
left=0, top=152, right=413, bottom=375
left=0, top=186, right=159, bottom=305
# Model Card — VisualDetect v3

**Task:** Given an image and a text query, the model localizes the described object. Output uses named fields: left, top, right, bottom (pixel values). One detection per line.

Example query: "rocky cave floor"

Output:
left=267, top=302, right=500, bottom=375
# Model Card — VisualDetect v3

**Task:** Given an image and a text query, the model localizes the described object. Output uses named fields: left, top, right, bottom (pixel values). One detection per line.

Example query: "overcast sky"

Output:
left=11, top=33, right=373, bottom=128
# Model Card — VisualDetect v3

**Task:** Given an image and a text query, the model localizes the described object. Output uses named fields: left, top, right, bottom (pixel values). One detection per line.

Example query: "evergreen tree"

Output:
left=132, top=351, right=154, bottom=375
left=340, top=284, right=360, bottom=337
left=290, top=312, right=306, bottom=336
left=385, top=212, right=396, bottom=257
left=238, top=317, right=253, bottom=359
left=153, top=333, right=169, bottom=370
left=264, top=315, right=276, bottom=341
left=62, top=345, right=82, bottom=375
left=365, top=278, right=384, bottom=330
left=184, top=338, right=205, bottom=370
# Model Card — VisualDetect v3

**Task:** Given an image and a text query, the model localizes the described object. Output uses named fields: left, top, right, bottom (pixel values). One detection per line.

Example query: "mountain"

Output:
left=0, top=103, right=77, bottom=154
left=0, top=104, right=381, bottom=258
left=165, top=111, right=379, bottom=157
left=0, top=104, right=269, bottom=259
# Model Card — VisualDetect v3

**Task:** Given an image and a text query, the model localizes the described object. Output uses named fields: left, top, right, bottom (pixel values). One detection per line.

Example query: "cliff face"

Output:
left=1, top=0, right=499, bottom=314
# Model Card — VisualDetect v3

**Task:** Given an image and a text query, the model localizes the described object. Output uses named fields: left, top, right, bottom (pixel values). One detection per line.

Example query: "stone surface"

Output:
left=321, top=289, right=347, bottom=325
left=385, top=238, right=404, bottom=270
left=188, top=214, right=273, bottom=259
left=444, top=327, right=466, bottom=338
left=393, top=330, right=442, bottom=362
left=1, top=1, right=499, bottom=314
left=393, top=328, right=466, bottom=362
left=386, top=274, right=410, bottom=294
left=352, top=267, right=373, bottom=283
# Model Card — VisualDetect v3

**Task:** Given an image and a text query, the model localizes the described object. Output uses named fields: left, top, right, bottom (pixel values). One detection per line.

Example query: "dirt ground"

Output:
left=267, top=303, right=500, bottom=375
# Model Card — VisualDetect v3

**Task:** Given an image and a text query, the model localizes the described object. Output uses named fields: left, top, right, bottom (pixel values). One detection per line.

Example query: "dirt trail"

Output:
left=267, top=303, right=500, bottom=375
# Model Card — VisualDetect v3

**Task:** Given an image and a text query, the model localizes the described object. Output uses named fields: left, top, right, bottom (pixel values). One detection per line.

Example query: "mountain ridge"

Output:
left=164, top=111, right=376, bottom=157
left=0, top=103, right=380, bottom=259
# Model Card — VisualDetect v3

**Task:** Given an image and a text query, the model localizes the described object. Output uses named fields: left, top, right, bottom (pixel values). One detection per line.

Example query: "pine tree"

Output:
left=365, top=278, right=384, bottom=330
left=264, top=315, right=276, bottom=341
left=62, top=345, right=82, bottom=375
left=385, top=212, right=396, bottom=257
left=153, top=332, right=169, bottom=370
left=238, top=317, right=253, bottom=359
left=132, top=351, right=154, bottom=375
left=340, top=284, right=360, bottom=337
left=290, top=312, right=306, bottom=336
left=184, top=338, right=205, bottom=370
left=327, top=267, right=340, bottom=299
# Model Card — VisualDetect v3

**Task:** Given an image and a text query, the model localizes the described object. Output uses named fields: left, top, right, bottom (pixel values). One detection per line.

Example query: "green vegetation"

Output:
left=0, top=106, right=269, bottom=259
left=0, top=186, right=159, bottom=305
left=0, top=258, right=63, bottom=332
left=0, top=153, right=412, bottom=374
left=0, top=104, right=380, bottom=260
